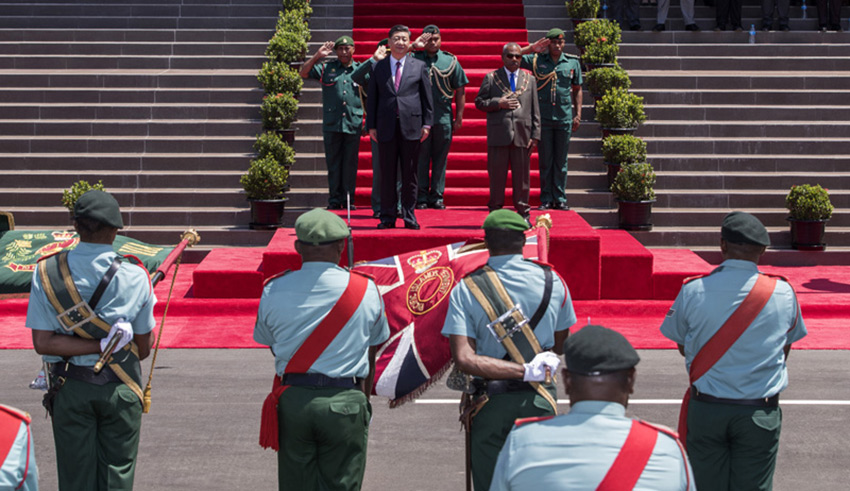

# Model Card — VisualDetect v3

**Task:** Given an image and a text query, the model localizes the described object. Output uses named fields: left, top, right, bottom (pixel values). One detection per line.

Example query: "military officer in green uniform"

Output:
left=441, top=210, right=576, bottom=491
left=520, top=28, right=583, bottom=211
left=26, top=190, right=156, bottom=490
left=301, top=36, right=374, bottom=210
left=255, top=208, right=390, bottom=491
left=411, top=25, right=469, bottom=210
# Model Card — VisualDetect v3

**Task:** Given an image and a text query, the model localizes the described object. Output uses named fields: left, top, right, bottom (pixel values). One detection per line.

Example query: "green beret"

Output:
left=423, top=24, right=440, bottom=34
left=563, top=325, right=640, bottom=376
left=295, top=208, right=350, bottom=245
left=546, top=28, right=565, bottom=39
left=721, top=211, right=770, bottom=246
left=481, top=209, right=530, bottom=232
left=334, top=36, right=354, bottom=49
left=377, top=38, right=389, bottom=48
left=74, top=190, right=123, bottom=229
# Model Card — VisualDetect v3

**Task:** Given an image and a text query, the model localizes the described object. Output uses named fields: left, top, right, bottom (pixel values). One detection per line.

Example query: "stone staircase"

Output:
left=0, top=0, right=279, bottom=246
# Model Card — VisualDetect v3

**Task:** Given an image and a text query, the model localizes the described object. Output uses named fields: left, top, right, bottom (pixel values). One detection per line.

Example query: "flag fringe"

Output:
left=387, top=361, right=452, bottom=408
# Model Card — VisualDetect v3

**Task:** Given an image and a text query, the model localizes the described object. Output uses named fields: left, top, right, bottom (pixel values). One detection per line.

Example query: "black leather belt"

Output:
left=51, top=362, right=121, bottom=386
left=473, top=379, right=534, bottom=397
left=281, top=373, right=361, bottom=389
left=692, top=386, right=779, bottom=407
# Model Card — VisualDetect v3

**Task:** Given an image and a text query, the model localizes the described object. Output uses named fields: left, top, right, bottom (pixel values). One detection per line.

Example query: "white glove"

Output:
left=522, top=352, right=561, bottom=382
left=101, top=318, right=133, bottom=353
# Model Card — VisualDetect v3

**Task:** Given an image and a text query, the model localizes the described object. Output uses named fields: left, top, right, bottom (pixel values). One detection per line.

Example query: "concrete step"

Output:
left=0, top=153, right=249, bottom=171
left=0, top=87, right=261, bottom=104
left=0, top=54, right=265, bottom=70
left=0, top=70, right=259, bottom=88
left=0, top=41, right=266, bottom=56
left=0, top=135, right=254, bottom=154
left=4, top=187, right=248, bottom=208
left=0, top=103, right=259, bottom=120
left=0, top=28, right=275, bottom=43
left=0, top=169, right=243, bottom=188
left=0, top=120, right=259, bottom=136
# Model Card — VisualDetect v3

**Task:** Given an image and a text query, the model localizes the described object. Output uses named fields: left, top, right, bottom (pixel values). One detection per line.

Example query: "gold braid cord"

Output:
left=429, top=54, right=458, bottom=99
left=534, top=213, right=553, bottom=252
left=532, top=53, right=558, bottom=105
left=491, top=70, right=530, bottom=97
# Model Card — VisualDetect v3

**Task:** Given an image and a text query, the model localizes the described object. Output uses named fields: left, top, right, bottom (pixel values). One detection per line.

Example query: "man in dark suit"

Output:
left=475, top=43, right=540, bottom=224
left=367, top=25, right=434, bottom=230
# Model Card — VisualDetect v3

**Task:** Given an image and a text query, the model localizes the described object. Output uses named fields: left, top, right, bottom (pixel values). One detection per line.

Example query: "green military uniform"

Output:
left=412, top=26, right=469, bottom=208
left=520, top=30, right=582, bottom=209
left=308, top=39, right=373, bottom=209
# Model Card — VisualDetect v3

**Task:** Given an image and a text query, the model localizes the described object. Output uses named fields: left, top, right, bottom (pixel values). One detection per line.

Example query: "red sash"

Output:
left=259, top=272, right=370, bottom=451
left=0, top=405, right=32, bottom=489
left=597, top=420, right=658, bottom=491
left=677, top=274, right=777, bottom=447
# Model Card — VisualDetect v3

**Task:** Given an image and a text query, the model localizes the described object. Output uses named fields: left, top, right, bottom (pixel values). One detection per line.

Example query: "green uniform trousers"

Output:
left=538, top=124, right=571, bottom=206
left=323, top=131, right=360, bottom=208
left=687, top=398, right=782, bottom=491
left=417, top=123, right=452, bottom=205
left=277, top=386, right=371, bottom=491
left=52, top=378, right=142, bottom=491
left=470, top=389, right=555, bottom=491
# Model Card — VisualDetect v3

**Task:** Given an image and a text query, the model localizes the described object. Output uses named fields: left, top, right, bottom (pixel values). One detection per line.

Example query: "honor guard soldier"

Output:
left=661, top=211, right=807, bottom=491
left=301, top=36, right=374, bottom=211
left=0, top=404, right=38, bottom=490
left=411, top=24, right=469, bottom=210
left=26, top=190, right=156, bottom=490
left=441, top=210, right=576, bottom=491
left=490, top=325, right=696, bottom=490
left=255, top=208, right=390, bottom=491
left=520, top=28, right=582, bottom=211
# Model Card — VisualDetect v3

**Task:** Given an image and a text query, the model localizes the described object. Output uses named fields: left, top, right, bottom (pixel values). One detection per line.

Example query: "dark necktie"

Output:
left=510, top=72, right=516, bottom=92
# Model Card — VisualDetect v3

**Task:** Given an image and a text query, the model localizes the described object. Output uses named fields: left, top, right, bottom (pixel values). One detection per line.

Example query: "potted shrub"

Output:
left=282, top=0, right=312, bottom=18
left=610, top=162, right=656, bottom=231
left=573, top=19, right=621, bottom=50
left=261, top=92, right=299, bottom=134
left=786, top=184, right=833, bottom=250
left=62, top=179, right=106, bottom=212
left=265, top=31, right=308, bottom=66
left=240, top=155, right=290, bottom=229
left=254, top=131, right=296, bottom=191
left=566, top=0, right=600, bottom=24
left=581, top=42, right=619, bottom=71
left=258, top=61, right=303, bottom=97
left=601, top=134, right=646, bottom=187
left=585, top=65, right=630, bottom=102
left=595, top=87, right=646, bottom=138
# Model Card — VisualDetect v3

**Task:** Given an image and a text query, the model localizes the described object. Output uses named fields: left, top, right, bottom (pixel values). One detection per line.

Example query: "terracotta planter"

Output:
left=249, top=197, right=288, bottom=230
left=600, top=127, right=637, bottom=139
left=788, top=218, right=827, bottom=251
left=617, top=200, right=654, bottom=231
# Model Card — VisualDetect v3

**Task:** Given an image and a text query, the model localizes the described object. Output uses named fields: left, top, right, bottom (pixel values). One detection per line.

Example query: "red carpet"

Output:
left=351, top=0, right=532, bottom=208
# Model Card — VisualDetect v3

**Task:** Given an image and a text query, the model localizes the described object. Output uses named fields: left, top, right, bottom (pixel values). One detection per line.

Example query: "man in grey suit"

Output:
left=475, top=43, right=540, bottom=224
left=367, top=25, right=434, bottom=230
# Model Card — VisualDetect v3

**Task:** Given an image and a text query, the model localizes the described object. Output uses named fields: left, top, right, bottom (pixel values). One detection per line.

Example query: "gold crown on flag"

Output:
left=407, top=249, right=442, bottom=274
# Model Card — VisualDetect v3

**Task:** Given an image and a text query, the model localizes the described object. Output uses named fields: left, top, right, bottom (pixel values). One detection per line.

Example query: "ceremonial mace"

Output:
left=93, top=231, right=201, bottom=409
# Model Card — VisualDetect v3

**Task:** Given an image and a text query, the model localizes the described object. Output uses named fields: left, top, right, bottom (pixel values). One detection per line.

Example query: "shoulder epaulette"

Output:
left=0, top=404, right=31, bottom=425
left=761, top=272, right=791, bottom=284
left=36, top=250, right=62, bottom=263
left=564, top=53, right=581, bottom=60
left=637, top=419, right=677, bottom=440
left=682, top=273, right=710, bottom=285
left=442, top=51, right=456, bottom=58
left=350, top=269, right=376, bottom=282
left=527, top=258, right=554, bottom=270
left=514, top=415, right=555, bottom=427
left=263, top=269, right=292, bottom=286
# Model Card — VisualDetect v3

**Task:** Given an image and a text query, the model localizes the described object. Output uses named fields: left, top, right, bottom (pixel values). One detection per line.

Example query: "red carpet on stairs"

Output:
left=352, top=0, right=533, bottom=208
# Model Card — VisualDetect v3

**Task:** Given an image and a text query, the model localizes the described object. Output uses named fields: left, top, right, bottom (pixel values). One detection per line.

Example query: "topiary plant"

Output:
left=276, top=8, right=311, bottom=40
left=573, top=19, right=622, bottom=48
left=261, top=92, right=299, bottom=130
left=566, top=0, right=600, bottom=19
left=240, top=155, right=290, bottom=200
left=581, top=41, right=619, bottom=65
left=265, top=31, right=307, bottom=64
left=595, top=87, right=647, bottom=129
left=282, top=0, right=312, bottom=18
left=62, top=180, right=106, bottom=211
left=602, top=134, right=646, bottom=165
left=786, top=184, right=833, bottom=221
left=585, top=65, right=630, bottom=98
left=258, top=61, right=303, bottom=95
left=254, top=131, right=296, bottom=167
left=611, top=163, right=656, bottom=202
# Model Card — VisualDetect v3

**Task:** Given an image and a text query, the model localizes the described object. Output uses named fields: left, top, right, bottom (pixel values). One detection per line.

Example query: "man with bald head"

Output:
left=475, top=42, right=540, bottom=226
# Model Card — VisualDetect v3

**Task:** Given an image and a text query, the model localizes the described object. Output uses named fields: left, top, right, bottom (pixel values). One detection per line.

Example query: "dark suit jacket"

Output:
left=475, top=68, right=540, bottom=147
left=366, top=55, right=434, bottom=142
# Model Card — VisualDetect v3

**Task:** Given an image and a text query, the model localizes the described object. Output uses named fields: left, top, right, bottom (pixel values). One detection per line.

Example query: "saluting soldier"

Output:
left=0, top=404, right=38, bottom=490
left=661, top=212, right=807, bottom=491
left=411, top=25, right=469, bottom=210
left=300, top=36, right=374, bottom=210
left=255, top=208, right=390, bottom=490
left=520, top=29, right=582, bottom=211
left=441, top=210, right=576, bottom=491
left=26, top=190, right=156, bottom=490
left=490, top=325, right=696, bottom=490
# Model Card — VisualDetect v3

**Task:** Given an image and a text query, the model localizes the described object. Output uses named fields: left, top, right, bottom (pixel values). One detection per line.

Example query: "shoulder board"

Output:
left=514, top=415, right=555, bottom=427
left=526, top=258, right=553, bottom=270
left=637, top=419, right=676, bottom=440
left=682, top=273, right=710, bottom=285
left=0, top=404, right=31, bottom=425
left=36, top=250, right=62, bottom=263
left=350, top=269, right=376, bottom=282
left=761, top=272, right=791, bottom=284
left=263, top=269, right=292, bottom=286
left=564, top=53, right=581, bottom=60
left=442, top=51, right=456, bottom=58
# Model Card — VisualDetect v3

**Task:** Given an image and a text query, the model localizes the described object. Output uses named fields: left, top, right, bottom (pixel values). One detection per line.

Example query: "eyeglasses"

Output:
left=504, top=54, right=521, bottom=59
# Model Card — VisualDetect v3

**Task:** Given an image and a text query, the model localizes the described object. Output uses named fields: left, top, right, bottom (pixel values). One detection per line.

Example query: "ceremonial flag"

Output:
left=354, top=223, right=551, bottom=406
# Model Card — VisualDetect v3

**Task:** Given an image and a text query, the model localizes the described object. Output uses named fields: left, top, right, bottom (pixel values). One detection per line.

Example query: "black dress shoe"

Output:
left=404, top=221, right=421, bottom=230
left=554, top=202, right=570, bottom=211
left=326, top=204, right=342, bottom=210
left=685, top=23, right=700, bottom=31
left=432, top=201, right=445, bottom=210
left=538, top=203, right=552, bottom=211
left=415, top=203, right=429, bottom=210
left=377, top=222, right=395, bottom=229
left=523, top=216, right=533, bottom=228
left=371, top=211, right=380, bottom=219
left=652, top=23, right=665, bottom=32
